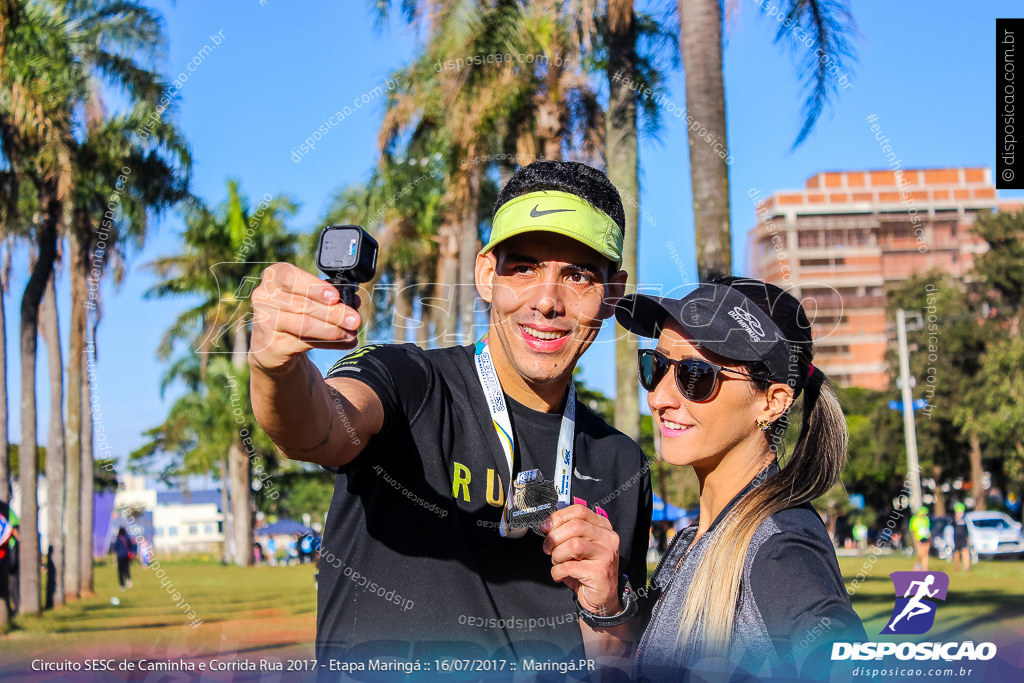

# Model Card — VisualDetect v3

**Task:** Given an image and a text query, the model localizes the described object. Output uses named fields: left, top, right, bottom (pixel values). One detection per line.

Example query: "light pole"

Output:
left=896, top=309, right=923, bottom=512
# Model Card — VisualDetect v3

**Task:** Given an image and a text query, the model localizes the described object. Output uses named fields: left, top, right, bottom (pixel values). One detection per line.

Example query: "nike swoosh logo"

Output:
left=573, top=467, right=601, bottom=482
left=530, top=205, right=576, bottom=218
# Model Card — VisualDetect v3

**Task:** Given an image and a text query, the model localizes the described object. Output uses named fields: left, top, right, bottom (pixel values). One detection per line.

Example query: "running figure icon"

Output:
left=887, top=575, right=938, bottom=631
left=882, top=571, right=949, bottom=635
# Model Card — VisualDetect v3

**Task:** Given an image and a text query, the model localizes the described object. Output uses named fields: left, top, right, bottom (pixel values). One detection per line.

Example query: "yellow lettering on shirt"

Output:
left=452, top=462, right=472, bottom=502
left=485, top=468, right=504, bottom=508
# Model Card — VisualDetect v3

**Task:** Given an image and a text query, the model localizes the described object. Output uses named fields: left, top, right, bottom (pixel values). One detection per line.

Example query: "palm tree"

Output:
left=376, top=2, right=608, bottom=347
left=52, top=0, right=175, bottom=599
left=2, top=0, right=179, bottom=606
left=322, top=139, right=450, bottom=345
left=607, top=0, right=640, bottom=443
left=604, top=3, right=679, bottom=440
left=1, top=0, right=78, bottom=616
left=68, top=101, right=190, bottom=594
left=145, top=181, right=297, bottom=565
left=677, top=0, right=856, bottom=280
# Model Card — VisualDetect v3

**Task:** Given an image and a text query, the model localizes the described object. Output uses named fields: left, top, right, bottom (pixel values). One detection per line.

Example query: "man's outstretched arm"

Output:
left=249, top=262, right=383, bottom=469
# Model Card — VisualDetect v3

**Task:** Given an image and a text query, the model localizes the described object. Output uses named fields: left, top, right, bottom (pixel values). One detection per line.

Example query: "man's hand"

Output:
left=542, top=505, right=622, bottom=615
left=249, top=262, right=362, bottom=374
left=248, top=262, right=383, bottom=468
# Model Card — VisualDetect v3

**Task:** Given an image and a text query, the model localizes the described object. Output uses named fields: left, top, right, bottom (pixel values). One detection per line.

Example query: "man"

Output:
left=950, top=502, right=971, bottom=572
left=249, top=161, right=652, bottom=667
left=909, top=506, right=931, bottom=571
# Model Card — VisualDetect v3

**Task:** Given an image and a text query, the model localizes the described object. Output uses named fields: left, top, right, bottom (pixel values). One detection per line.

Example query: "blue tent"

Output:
left=652, top=493, right=689, bottom=523
left=256, top=519, right=314, bottom=537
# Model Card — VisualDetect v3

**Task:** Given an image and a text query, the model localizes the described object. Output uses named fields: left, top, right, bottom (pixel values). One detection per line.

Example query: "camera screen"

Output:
left=318, top=228, right=360, bottom=271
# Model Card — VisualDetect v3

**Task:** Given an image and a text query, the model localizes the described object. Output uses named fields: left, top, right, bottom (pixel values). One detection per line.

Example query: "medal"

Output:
left=505, top=469, right=560, bottom=535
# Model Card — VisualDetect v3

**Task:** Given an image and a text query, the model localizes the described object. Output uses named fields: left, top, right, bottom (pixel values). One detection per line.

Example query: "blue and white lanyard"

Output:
left=473, top=337, right=576, bottom=538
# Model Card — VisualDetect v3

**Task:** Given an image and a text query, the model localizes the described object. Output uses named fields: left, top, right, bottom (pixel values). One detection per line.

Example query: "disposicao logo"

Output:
left=883, top=571, right=948, bottom=635
left=832, top=571, right=997, bottom=663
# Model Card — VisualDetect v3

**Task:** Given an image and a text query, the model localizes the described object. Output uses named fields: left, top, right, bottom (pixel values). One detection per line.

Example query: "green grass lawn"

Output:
left=0, top=557, right=319, bottom=672
left=0, top=551, right=1019, bottom=675
left=837, top=553, right=1024, bottom=642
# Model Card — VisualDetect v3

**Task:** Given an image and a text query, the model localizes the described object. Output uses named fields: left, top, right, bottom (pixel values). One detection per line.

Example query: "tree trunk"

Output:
left=607, top=0, right=641, bottom=443
left=19, top=180, right=60, bottom=616
left=0, top=251, right=8, bottom=628
left=220, top=457, right=232, bottom=563
left=393, top=276, right=414, bottom=344
left=537, top=80, right=564, bottom=161
left=0, top=255, right=7, bottom=503
left=931, top=464, right=945, bottom=518
left=230, top=322, right=251, bottom=566
left=416, top=280, right=433, bottom=349
left=680, top=0, right=732, bottom=281
left=435, top=221, right=459, bottom=348
left=969, top=430, right=985, bottom=510
left=41, top=271, right=65, bottom=608
left=358, top=278, right=378, bottom=347
left=80, top=323, right=95, bottom=597
left=458, top=165, right=482, bottom=345
left=64, top=221, right=85, bottom=601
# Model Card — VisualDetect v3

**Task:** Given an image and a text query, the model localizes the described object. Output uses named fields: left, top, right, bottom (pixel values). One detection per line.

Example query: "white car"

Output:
left=964, top=511, right=1024, bottom=558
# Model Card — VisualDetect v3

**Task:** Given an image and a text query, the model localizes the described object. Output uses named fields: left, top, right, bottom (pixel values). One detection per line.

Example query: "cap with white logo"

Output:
left=615, top=283, right=799, bottom=388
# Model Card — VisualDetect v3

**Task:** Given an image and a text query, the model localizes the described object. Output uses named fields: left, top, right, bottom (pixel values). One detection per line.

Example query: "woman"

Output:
left=112, top=527, right=134, bottom=590
left=543, top=277, right=865, bottom=679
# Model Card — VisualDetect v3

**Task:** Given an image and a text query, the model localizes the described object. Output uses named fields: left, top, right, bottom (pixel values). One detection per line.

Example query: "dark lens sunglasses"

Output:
left=637, top=348, right=764, bottom=402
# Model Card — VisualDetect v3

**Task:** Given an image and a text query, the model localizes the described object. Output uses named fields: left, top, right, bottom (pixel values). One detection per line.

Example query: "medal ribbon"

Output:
left=473, top=337, right=575, bottom=537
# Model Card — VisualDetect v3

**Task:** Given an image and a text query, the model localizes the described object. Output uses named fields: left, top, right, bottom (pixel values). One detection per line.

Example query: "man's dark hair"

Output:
left=492, top=160, right=626, bottom=235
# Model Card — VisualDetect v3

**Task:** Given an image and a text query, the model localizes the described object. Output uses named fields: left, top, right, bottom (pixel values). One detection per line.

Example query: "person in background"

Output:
left=852, top=521, right=868, bottom=551
left=112, top=528, right=135, bottom=590
left=909, top=506, right=931, bottom=571
left=137, top=537, right=152, bottom=568
left=286, top=537, right=298, bottom=565
left=951, top=502, right=971, bottom=572
left=266, top=536, right=277, bottom=566
left=299, top=533, right=314, bottom=564
left=0, top=502, right=14, bottom=616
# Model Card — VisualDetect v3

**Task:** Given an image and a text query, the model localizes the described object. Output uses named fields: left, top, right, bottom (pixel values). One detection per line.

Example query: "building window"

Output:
left=798, top=231, right=822, bottom=248
left=188, top=525, right=198, bottom=536
left=218, top=521, right=224, bottom=534
left=819, top=344, right=850, bottom=355
left=155, top=527, right=164, bottom=537
left=801, top=257, right=846, bottom=268
left=169, top=527, right=178, bottom=537
left=811, top=314, right=847, bottom=327
left=205, top=524, right=214, bottom=534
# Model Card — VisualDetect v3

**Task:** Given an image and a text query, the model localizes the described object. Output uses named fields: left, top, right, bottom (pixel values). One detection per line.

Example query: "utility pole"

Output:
left=896, top=309, right=923, bottom=512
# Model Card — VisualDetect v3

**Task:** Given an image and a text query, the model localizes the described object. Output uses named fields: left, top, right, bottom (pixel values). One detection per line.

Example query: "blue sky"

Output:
left=6, top=1, right=1022, bottom=472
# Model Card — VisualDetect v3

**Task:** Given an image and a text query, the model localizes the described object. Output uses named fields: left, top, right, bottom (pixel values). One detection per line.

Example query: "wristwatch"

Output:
left=574, top=574, right=638, bottom=628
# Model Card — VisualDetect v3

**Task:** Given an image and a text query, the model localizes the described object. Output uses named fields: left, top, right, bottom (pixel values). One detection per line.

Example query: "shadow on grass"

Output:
left=852, top=589, right=1024, bottom=641
left=52, top=621, right=187, bottom=634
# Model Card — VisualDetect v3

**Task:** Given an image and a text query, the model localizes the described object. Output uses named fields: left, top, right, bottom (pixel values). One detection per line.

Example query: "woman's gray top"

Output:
left=633, top=465, right=866, bottom=681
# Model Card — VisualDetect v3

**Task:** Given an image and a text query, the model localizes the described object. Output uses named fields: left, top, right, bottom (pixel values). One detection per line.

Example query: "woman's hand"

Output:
left=542, top=504, right=622, bottom=615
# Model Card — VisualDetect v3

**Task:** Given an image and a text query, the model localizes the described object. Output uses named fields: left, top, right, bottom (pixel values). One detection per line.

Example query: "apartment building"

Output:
left=747, top=167, right=1017, bottom=389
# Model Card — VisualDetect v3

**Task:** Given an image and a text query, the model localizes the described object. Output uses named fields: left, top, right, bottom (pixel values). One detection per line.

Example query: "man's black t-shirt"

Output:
left=316, top=343, right=652, bottom=664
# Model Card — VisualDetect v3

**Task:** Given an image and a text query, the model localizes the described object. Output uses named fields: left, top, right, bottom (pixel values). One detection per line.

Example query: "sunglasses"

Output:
left=637, top=348, right=764, bottom=402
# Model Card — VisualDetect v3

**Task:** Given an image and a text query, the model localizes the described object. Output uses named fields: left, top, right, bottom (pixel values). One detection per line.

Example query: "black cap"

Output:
left=615, top=284, right=799, bottom=386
